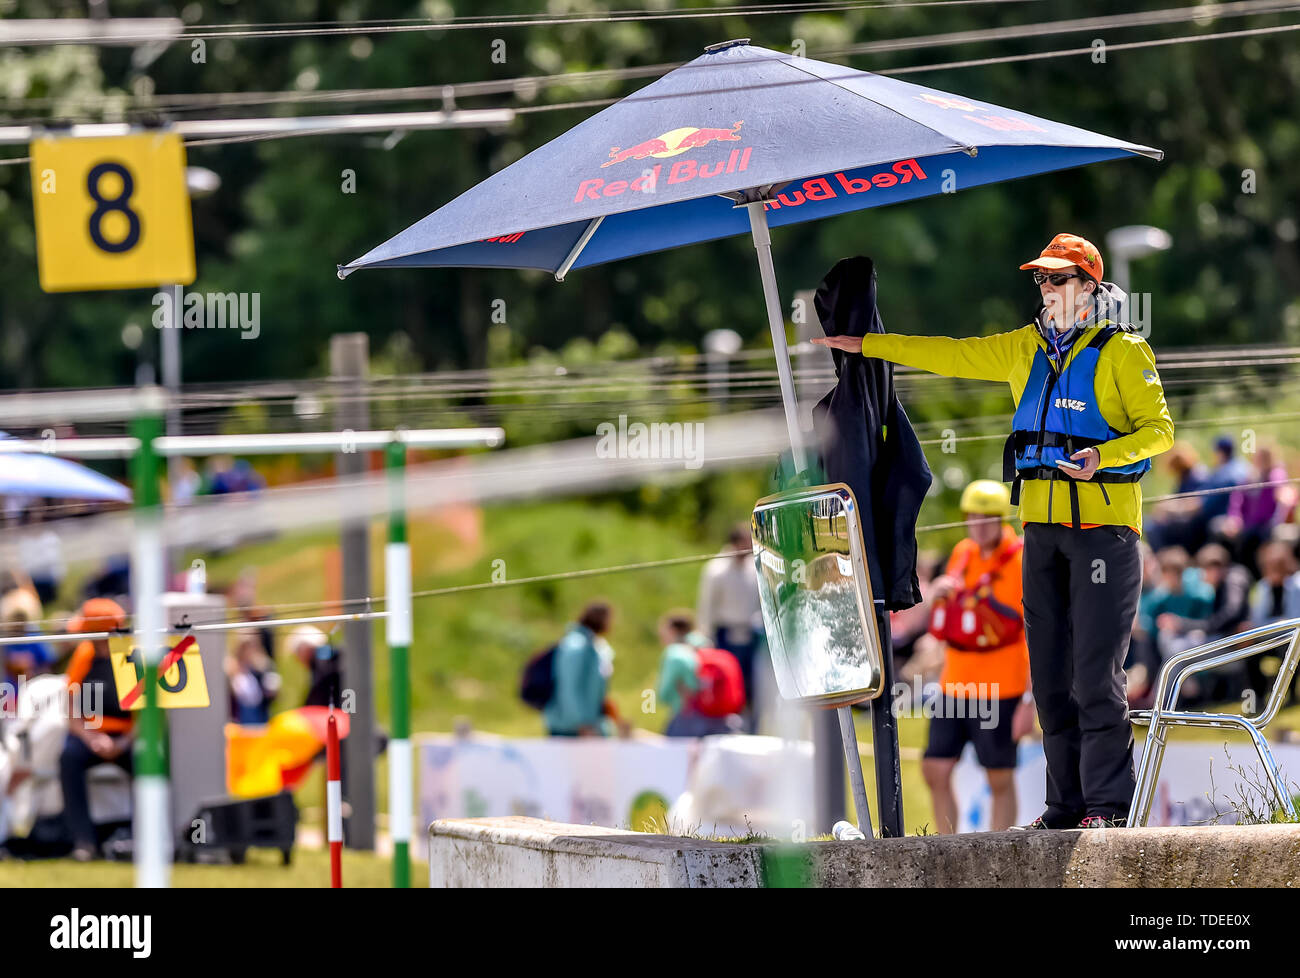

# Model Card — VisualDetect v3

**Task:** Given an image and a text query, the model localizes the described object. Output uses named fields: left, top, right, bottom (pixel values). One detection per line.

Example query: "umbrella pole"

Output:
left=747, top=202, right=866, bottom=834
left=746, top=203, right=808, bottom=472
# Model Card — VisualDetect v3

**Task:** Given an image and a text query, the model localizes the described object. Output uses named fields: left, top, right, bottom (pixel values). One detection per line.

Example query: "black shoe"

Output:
left=1077, top=814, right=1128, bottom=829
left=1009, top=816, right=1049, bottom=831
left=1010, top=810, right=1080, bottom=831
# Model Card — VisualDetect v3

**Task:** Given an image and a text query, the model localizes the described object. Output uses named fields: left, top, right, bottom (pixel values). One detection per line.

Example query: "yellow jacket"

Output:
left=860, top=322, right=1175, bottom=536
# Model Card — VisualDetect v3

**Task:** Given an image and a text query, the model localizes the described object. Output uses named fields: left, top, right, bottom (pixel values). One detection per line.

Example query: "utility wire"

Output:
left=5, top=0, right=1286, bottom=115
left=4, top=0, right=1042, bottom=46
left=1, top=3, right=1297, bottom=156
left=0, top=20, right=1293, bottom=163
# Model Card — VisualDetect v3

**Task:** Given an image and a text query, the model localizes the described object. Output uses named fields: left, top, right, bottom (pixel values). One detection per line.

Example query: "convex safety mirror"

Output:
left=751, top=483, right=884, bottom=708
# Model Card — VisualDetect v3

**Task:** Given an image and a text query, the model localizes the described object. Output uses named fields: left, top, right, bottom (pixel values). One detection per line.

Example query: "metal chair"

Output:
left=1128, top=616, right=1300, bottom=827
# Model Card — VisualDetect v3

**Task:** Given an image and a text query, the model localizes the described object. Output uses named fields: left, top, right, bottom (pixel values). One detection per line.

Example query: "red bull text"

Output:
left=758, top=158, right=929, bottom=210
left=575, top=146, right=753, bottom=202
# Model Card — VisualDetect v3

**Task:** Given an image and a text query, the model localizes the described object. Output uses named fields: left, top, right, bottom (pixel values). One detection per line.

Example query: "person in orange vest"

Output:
left=921, top=481, right=1035, bottom=833
left=59, top=598, right=131, bottom=861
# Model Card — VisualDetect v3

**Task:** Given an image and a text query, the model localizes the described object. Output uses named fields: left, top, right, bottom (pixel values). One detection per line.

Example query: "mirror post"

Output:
left=871, top=607, right=904, bottom=837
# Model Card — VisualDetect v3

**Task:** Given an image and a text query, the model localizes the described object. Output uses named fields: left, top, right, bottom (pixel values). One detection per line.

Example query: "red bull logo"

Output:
left=575, top=149, right=751, bottom=204
left=602, top=121, right=744, bottom=167
left=573, top=121, right=750, bottom=203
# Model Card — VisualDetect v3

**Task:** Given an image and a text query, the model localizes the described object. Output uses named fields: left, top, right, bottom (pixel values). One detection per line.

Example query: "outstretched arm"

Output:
left=812, top=330, right=1022, bottom=382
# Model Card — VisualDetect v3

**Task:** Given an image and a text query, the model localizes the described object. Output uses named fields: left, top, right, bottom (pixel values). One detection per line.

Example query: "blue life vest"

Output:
left=1002, top=323, right=1150, bottom=528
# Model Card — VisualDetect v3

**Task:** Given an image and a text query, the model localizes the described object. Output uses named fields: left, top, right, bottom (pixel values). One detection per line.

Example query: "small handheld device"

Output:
left=1055, top=458, right=1083, bottom=471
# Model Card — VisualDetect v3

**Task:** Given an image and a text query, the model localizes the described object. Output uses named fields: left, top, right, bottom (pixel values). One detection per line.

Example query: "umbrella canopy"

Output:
left=339, top=39, right=1160, bottom=279
left=0, top=434, right=131, bottom=502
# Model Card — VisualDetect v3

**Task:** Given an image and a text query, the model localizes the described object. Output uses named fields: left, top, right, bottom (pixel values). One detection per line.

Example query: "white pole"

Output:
left=746, top=202, right=808, bottom=472
left=747, top=200, right=866, bottom=835
left=130, top=400, right=169, bottom=888
left=132, top=515, right=168, bottom=887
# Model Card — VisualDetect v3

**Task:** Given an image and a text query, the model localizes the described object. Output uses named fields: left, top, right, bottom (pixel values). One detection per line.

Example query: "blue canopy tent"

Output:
left=340, top=39, right=1162, bottom=836
left=0, top=434, right=130, bottom=502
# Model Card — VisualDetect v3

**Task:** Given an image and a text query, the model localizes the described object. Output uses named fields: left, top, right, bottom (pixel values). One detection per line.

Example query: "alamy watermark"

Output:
left=595, top=414, right=705, bottom=470
left=1, top=676, right=104, bottom=728
left=152, top=289, right=260, bottom=340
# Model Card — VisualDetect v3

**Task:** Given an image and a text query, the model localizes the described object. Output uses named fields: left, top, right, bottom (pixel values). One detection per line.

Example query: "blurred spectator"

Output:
left=697, top=525, right=762, bottom=723
left=1142, top=548, right=1216, bottom=669
left=1170, top=544, right=1256, bottom=703
left=226, top=571, right=274, bottom=668
left=1214, top=445, right=1289, bottom=573
left=1126, top=543, right=1163, bottom=702
left=60, top=599, right=131, bottom=862
left=1146, top=443, right=1210, bottom=553
left=1245, top=541, right=1300, bottom=709
left=82, top=555, right=130, bottom=603
left=922, top=481, right=1032, bottom=834
left=18, top=503, right=65, bottom=605
left=0, top=587, right=55, bottom=696
left=169, top=457, right=202, bottom=506
left=544, top=601, right=614, bottom=737
left=1199, top=436, right=1252, bottom=526
left=205, top=457, right=266, bottom=496
left=227, top=630, right=281, bottom=725
left=1186, top=544, right=1254, bottom=640
left=656, top=610, right=738, bottom=737
left=285, top=626, right=342, bottom=709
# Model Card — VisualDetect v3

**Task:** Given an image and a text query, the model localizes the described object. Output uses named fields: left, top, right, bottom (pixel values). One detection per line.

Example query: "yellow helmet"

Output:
left=960, top=479, right=1011, bottom=517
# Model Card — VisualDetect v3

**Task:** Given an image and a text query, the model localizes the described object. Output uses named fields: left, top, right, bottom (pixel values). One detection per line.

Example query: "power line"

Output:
left=2, top=15, right=1297, bottom=164
left=7, top=0, right=1287, bottom=116
left=2, top=0, right=1041, bottom=46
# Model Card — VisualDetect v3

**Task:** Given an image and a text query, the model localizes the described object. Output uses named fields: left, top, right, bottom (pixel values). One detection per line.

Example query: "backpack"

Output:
left=692, top=647, right=746, bottom=717
left=928, top=537, right=1025, bottom=652
left=520, top=644, right=558, bottom=710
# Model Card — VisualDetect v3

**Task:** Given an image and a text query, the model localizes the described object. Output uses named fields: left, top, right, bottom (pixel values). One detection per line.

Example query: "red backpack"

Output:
left=692, top=647, right=746, bottom=717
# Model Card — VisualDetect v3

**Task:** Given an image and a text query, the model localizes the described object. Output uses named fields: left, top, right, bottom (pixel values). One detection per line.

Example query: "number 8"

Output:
left=87, top=161, right=141, bottom=253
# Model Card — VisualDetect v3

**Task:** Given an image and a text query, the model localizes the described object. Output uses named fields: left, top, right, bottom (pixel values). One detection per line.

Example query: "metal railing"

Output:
left=1129, top=616, right=1300, bottom=826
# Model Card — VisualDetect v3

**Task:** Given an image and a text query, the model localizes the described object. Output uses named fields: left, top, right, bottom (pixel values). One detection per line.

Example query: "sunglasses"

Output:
left=1032, top=270, right=1083, bottom=287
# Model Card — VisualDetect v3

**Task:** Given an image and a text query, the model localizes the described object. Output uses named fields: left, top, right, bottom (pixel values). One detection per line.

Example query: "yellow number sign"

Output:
left=109, top=633, right=210, bottom=710
left=29, top=132, right=196, bottom=292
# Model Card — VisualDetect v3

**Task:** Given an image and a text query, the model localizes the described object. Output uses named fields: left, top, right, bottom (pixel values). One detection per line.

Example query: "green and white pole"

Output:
left=131, top=388, right=169, bottom=888
left=385, top=437, right=412, bottom=888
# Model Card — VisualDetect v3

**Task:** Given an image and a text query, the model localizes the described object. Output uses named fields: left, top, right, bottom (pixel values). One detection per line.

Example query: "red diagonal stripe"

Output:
left=120, top=634, right=196, bottom=709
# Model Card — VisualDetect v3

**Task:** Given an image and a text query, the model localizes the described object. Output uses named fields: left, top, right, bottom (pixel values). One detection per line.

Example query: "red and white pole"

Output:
left=327, top=710, right=343, bottom=888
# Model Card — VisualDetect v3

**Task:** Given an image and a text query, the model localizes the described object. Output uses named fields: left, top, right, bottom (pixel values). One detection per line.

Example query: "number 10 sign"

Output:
left=109, top=633, right=210, bottom=710
left=29, top=132, right=196, bottom=292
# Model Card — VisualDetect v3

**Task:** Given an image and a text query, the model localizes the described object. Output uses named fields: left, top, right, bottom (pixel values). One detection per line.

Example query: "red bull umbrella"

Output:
left=340, top=38, right=1161, bottom=467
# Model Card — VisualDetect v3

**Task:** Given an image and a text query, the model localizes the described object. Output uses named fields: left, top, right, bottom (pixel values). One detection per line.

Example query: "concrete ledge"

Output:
left=428, top=816, right=763, bottom=887
left=429, top=817, right=1300, bottom=887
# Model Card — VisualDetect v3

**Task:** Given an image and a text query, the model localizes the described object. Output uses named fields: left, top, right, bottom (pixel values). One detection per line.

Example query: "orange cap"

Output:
left=1019, top=233, right=1104, bottom=282
left=70, top=598, right=127, bottom=633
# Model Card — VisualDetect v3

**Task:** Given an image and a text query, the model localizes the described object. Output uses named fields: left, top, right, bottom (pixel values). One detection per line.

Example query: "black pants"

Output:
left=1022, top=522, right=1142, bottom=821
left=59, top=733, right=133, bottom=848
